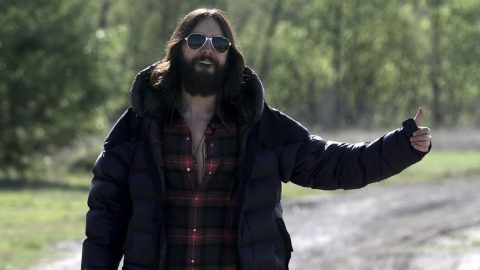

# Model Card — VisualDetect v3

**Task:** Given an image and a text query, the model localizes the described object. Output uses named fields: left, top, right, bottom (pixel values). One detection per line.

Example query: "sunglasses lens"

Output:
left=187, top=34, right=206, bottom=50
left=212, top=37, right=230, bottom=53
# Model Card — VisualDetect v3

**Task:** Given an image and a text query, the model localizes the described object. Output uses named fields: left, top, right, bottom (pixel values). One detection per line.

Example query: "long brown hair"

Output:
left=150, top=8, right=246, bottom=120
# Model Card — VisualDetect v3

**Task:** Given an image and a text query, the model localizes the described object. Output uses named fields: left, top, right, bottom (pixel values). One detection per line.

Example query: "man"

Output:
left=81, top=8, right=432, bottom=270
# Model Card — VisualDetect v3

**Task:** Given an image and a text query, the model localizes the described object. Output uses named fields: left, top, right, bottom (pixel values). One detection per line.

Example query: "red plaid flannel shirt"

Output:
left=162, top=110, right=239, bottom=269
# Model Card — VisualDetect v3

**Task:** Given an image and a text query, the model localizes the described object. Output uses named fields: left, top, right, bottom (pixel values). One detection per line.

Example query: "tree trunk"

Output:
left=256, top=0, right=283, bottom=78
left=430, top=5, right=443, bottom=125
left=98, top=0, right=111, bottom=28
left=331, top=1, right=343, bottom=128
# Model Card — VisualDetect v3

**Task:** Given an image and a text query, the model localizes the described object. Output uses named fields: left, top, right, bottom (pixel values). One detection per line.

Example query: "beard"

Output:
left=179, top=55, right=226, bottom=97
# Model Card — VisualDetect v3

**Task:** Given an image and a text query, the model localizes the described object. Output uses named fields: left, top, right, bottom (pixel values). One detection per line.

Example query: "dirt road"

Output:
left=285, top=177, right=480, bottom=270
left=24, top=177, right=480, bottom=270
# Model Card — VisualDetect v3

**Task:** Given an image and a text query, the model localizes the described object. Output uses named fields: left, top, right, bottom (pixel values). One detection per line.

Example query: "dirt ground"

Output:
left=285, top=177, right=480, bottom=270
left=22, top=176, right=480, bottom=270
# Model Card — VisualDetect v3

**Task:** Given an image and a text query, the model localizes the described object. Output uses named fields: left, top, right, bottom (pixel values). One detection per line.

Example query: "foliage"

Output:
left=0, top=1, right=109, bottom=177
left=235, top=0, right=480, bottom=128
left=1, top=0, right=479, bottom=175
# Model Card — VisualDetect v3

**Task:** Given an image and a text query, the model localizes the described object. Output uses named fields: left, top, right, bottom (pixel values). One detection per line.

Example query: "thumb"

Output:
left=414, top=107, right=424, bottom=126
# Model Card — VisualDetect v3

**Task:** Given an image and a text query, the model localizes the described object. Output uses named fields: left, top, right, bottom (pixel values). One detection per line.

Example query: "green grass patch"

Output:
left=0, top=175, right=90, bottom=270
left=386, top=150, right=480, bottom=184
left=282, top=150, right=480, bottom=198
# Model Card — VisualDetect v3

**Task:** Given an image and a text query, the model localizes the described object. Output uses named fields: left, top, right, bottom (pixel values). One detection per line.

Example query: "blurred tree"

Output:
left=424, top=0, right=480, bottom=125
left=1, top=0, right=479, bottom=177
left=237, top=0, right=479, bottom=128
left=0, top=0, right=110, bottom=178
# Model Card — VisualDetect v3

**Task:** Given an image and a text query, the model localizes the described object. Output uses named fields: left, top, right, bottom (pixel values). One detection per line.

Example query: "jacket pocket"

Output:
left=275, top=218, right=293, bottom=268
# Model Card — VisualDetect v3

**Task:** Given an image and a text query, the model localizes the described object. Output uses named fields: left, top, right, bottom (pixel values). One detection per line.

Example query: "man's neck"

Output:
left=179, top=88, right=216, bottom=121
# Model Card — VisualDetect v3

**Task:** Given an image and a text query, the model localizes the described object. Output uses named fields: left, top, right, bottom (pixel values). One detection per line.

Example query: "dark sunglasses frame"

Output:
left=184, top=33, right=231, bottom=54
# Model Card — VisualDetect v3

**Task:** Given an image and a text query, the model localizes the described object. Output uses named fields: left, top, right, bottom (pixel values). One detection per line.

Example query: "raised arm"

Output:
left=288, top=108, right=431, bottom=190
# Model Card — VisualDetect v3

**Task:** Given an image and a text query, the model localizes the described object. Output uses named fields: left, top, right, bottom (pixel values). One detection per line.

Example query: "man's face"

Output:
left=180, top=17, right=229, bottom=96
left=182, top=17, right=228, bottom=73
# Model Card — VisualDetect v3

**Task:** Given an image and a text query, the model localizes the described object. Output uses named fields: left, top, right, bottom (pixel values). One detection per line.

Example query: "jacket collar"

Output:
left=129, top=63, right=264, bottom=125
left=128, top=63, right=308, bottom=149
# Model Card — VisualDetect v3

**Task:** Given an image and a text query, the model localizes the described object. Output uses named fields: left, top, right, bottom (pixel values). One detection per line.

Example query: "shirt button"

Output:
left=193, top=228, right=197, bottom=232
left=186, top=137, right=190, bottom=141
left=208, top=171, right=212, bottom=175
left=186, top=167, right=191, bottom=172
left=210, top=143, right=214, bottom=147
left=191, top=259, right=195, bottom=264
left=195, top=196, right=199, bottom=201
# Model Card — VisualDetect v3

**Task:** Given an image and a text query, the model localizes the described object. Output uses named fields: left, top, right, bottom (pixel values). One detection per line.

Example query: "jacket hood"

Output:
left=129, top=63, right=265, bottom=124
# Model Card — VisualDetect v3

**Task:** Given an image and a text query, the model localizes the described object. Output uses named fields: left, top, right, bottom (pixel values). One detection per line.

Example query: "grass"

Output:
left=0, top=150, right=479, bottom=269
left=0, top=175, right=89, bottom=270
left=281, top=150, right=480, bottom=198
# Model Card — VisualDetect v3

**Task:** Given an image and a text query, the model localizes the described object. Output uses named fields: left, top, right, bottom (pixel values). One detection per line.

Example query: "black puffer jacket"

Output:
left=81, top=64, right=427, bottom=270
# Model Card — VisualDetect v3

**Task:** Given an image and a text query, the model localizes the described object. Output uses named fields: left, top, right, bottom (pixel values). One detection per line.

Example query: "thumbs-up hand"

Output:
left=411, top=107, right=432, bottom=153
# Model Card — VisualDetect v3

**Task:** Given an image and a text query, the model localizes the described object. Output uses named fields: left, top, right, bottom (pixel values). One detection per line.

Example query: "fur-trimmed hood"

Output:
left=127, top=62, right=309, bottom=150
left=129, top=63, right=265, bottom=124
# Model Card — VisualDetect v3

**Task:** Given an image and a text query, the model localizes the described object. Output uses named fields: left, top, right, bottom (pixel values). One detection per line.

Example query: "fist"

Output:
left=410, top=107, right=432, bottom=153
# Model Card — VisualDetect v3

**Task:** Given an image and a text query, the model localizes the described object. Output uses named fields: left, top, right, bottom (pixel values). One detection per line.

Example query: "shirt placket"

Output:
left=184, top=130, right=197, bottom=190
left=205, top=123, right=220, bottom=186
left=205, top=132, right=215, bottom=178
left=189, top=192, right=200, bottom=268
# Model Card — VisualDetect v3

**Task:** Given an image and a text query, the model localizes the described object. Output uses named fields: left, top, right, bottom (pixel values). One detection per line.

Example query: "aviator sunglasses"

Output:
left=184, top=33, right=231, bottom=54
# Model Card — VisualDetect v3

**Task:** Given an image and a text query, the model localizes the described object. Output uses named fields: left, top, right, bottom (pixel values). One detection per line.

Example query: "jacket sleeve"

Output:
left=81, top=108, right=136, bottom=269
left=287, top=118, right=429, bottom=190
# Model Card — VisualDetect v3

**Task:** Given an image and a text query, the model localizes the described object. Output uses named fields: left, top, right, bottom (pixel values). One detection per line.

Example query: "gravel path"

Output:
left=21, top=177, right=480, bottom=270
